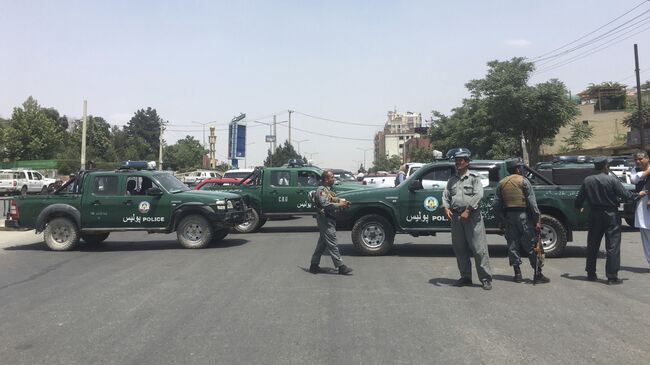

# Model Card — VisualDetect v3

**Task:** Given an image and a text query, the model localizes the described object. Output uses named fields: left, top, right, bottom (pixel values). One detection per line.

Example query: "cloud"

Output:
left=504, top=39, right=532, bottom=47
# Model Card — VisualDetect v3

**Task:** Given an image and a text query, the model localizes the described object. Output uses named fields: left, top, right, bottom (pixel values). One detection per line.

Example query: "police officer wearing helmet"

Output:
left=493, top=158, right=549, bottom=283
left=575, top=156, right=645, bottom=284
left=442, top=150, right=494, bottom=290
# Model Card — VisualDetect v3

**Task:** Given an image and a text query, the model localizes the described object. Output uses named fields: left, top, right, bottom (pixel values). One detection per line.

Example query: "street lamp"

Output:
left=192, top=121, right=214, bottom=150
left=357, top=147, right=372, bottom=171
left=294, top=139, right=309, bottom=154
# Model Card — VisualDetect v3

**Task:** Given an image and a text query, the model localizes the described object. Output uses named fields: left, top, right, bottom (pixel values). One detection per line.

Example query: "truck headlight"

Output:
left=215, top=199, right=226, bottom=211
left=226, top=200, right=234, bottom=210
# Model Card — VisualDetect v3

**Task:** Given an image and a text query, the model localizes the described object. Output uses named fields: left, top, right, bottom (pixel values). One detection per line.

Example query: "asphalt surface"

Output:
left=1, top=216, right=649, bottom=364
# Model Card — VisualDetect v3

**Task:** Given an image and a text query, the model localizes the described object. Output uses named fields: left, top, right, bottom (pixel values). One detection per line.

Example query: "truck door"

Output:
left=295, top=170, right=320, bottom=212
left=121, top=175, right=171, bottom=229
left=398, top=165, right=454, bottom=229
left=82, top=174, right=124, bottom=228
left=262, top=169, right=295, bottom=214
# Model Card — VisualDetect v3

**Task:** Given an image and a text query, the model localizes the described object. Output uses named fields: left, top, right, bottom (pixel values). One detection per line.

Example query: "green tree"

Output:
left=623, top=103, right=650, bottom=129
left=463, top=58, right=579, bottom=164
left=264, top=141, right=306, bottom=167
left=371, top=154, right=402, bottom=172
left=409, top=146, right=433, bottom=162
left=215, top=162, right=232, bottom=171
left=164, top=136, right=204, bottom=171
left=124, top=108, right=163, bottom=160
left=2, top=96, right=64, bottom=160
left=58, top=116, right=115, bottom=162
left=561, top=121, right=594, bottom=152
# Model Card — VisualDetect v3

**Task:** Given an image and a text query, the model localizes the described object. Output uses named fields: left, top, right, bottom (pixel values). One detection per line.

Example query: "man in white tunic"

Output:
left=631, top=151, right=650, bottom=270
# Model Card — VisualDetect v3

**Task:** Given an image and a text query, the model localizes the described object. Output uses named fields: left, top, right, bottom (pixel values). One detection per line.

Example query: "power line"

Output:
left=534, top=12, right=650, bottom=66
left=293, top=110, right=384, bottom=127
left=531, top=0, right=650, bottom=62
left=618, top=66, right=650, bottom=82
left=535, top=23, right=650, bottom=75
left=275, top=123, right=374, bottom=141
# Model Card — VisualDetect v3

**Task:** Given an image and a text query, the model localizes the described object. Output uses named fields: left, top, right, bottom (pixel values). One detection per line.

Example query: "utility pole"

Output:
left=80, top=100, right=87, bottom=170
left=288, top=109, right=293, bottom=146
left=273, top=115, right=277, bottom=152
left=635, top=44, right=644, bottom=151
left=158, top=120, right=165, bottom=170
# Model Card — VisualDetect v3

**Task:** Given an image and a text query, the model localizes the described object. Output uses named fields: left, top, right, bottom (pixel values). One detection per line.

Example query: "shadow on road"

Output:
left=255, top=226, right=319, bottom=233
left=3, top=238, right=250, bottom=252
left=560, top=272, right=629, bottom=284
left=620, top=266, right=650, bottom=273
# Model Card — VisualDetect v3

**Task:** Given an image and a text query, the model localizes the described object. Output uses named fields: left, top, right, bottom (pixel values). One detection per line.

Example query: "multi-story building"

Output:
left=374, top=109, right=423, bottom=162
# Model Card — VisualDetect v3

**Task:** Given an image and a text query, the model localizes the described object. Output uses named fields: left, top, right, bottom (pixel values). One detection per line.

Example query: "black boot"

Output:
left=513, top=265, right=522, bottom=283
left=309, top=264, right=323, bottom=274
left=534, top=269, right=550, bottom=284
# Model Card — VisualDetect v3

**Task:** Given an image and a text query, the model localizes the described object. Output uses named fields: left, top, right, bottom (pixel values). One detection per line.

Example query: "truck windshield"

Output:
left=155, top=173, right=191, bottom=193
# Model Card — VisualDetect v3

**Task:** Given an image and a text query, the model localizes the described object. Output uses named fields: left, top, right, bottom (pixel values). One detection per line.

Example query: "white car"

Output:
left=182, top=170, right=222, bottom=186
left=223, top=168, right=255, bottom=179
left=1, top=169, right=56, bottom=195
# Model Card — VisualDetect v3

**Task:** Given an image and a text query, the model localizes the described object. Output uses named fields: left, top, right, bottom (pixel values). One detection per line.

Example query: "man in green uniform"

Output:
left=493, top=158, right=550, bottom=283
left=575, top=157, right=644, bottom=284
left=309, top=170, right=353, bottom=275
left=442, top=150, right=493, bottom=290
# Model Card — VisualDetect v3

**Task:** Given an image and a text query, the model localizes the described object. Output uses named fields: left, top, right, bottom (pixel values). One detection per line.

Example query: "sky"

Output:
left=1, top=0, right=649, bottom=171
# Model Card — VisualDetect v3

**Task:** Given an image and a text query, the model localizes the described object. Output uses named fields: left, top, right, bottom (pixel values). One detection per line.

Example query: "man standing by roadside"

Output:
left=631, top=150, right=650, bottom=270
left=442, top=150, right=493, bottom=290
left=575, top=157, right=644, bottom=284
left=493, top=158, right=550, bottom=284
left=309, top=170, right=354, bottom=275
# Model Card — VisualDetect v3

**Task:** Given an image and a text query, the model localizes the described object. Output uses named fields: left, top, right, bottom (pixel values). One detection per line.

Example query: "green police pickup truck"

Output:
left=335, top=159, right=604, bottom=258
left=199, top=163, right=369, bottom=233
left=4, top=162, right=249, bottom=250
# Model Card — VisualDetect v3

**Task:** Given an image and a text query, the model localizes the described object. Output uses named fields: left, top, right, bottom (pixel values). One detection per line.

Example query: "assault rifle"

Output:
left=533, top=232, right=545, bottom=285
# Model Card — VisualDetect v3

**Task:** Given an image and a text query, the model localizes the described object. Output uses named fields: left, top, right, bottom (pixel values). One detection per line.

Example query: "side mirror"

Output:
left=146, top=187, right=163, bottom=196
left=409, top=180, right=423, bottom=191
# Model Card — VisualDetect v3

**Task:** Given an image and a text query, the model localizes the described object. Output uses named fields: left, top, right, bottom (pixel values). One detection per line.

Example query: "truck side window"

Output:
left=93, top=176, right=119, bottom=196
left=271, top=171, right=291, bottom=186
left=297, top=171, right=318, bottom=186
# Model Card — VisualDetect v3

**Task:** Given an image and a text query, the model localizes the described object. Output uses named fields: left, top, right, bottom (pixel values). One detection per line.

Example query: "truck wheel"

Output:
left=234, top=208, right=260, bottom=233
left=540, top=214, right=567, bottom=258
left=212, top=228, right=230, bottom=243
left=44, top=217, right=80, bottom=251
left=81, top=233, right=110, bottom=244
left=41, top=185, right=48, bottom=194
left=351, top=214, right=395, bottom=255
left=625, top=217, right=636, bottom=228
left=20, top=186, right=27, bottom=195
left=177, top=215, right=212, bottom=248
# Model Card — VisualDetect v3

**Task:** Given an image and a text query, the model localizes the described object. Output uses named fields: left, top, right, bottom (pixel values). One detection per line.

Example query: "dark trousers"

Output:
left=503, top=210, right=537, bottom=269
left=586, top=208, right=621, bottom=279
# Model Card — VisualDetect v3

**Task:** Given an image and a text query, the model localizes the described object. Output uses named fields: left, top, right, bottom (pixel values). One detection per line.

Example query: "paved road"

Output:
left=1, top=217, right=649, bottom=364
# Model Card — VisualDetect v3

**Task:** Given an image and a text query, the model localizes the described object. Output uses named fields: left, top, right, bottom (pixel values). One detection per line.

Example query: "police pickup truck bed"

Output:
left=334, top=160, right=615, bottom=258
left=4, top=164, right=249, bottom=250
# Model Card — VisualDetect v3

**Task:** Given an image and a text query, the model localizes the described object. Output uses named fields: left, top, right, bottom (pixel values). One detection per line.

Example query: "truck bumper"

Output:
left=211, top=208, right=251, bottom=227
left=3, top=219, right=21, bottom=229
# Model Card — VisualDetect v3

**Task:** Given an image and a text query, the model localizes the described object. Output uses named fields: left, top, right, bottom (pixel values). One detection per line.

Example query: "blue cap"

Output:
left=593, top=156, right=611, bottom=169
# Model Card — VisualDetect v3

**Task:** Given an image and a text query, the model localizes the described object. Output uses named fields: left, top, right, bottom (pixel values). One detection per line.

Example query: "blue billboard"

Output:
left=228, top=114, right=246, bottom=167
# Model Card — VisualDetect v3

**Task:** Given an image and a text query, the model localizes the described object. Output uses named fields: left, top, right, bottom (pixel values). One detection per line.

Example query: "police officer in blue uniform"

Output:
left=442, top=150, right=493, bottom=290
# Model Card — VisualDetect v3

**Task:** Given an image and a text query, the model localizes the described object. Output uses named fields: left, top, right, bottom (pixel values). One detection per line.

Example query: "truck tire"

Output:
left=234, top=208, right=260, bottom=233
left=212, top=228, right=230, bottom=243
left=44, top=217, right=80, bottom=251
left=351, top=214, right=395, bottom=255
left=540, top=214, right=567, bottom=258
left=625, top=217, right=636, bottom=228
left=81, top=233, right=110, bottom=245
left=20, top=185, right=27, bottom=196
left=177, top=214, right=212, bottom=249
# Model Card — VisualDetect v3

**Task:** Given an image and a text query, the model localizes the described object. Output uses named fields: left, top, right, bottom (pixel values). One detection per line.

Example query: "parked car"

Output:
left=182, top=170, right=222, bottom=186
left=195, top=177, right=249, bottom=190
left=223, top=168, right=255, bottom=179
left=0, top=169, right=56, bottom=195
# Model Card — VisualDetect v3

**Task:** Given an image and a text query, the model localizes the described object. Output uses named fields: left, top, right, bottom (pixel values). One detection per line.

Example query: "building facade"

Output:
left=374, top=110, right=423, bottom=162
